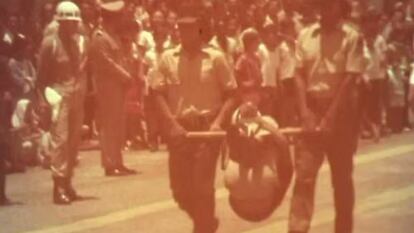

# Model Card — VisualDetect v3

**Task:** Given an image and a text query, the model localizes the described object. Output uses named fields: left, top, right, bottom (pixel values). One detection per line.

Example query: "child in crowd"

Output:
left=234, top=28, right=263, bottom=107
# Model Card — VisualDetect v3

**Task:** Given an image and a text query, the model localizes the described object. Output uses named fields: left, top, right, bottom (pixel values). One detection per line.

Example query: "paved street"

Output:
left=1, top=132, right=413, bottom=233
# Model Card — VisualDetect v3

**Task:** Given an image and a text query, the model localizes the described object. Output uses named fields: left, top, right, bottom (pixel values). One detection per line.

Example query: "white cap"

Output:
left=56, top=1, right=81, bottom=22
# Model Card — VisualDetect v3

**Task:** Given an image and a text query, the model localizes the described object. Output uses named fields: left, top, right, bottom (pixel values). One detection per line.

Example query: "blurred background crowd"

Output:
left=1, top=0, right=414, bottom=174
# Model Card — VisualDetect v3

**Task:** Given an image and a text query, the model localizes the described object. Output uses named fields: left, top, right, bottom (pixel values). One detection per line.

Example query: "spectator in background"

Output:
left=144, top=18, right=169, bottom=152
left=360, top=9, right=388, bottom=142
left=385, top=45, right=407, bottom=133
left=165, top=10, right=180, bottom=48
left=258, top=18, right=295, bottom=125
left=209, top=17, right=238, bottom=70
left=7, top=33, right=37, bottom=172
left=0, top=11, right=15, bottom=204
left=8, top=34, right=36, bottom=100
left=235, top=28, right=263, bottom=106
left=79, top=0, right=99, bottom=142
left=124, top=19, right=147, bottom=150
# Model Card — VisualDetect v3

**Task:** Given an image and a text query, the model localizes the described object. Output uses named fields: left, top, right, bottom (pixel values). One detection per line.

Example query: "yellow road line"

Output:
left=21, top=144, right=414, bottom=233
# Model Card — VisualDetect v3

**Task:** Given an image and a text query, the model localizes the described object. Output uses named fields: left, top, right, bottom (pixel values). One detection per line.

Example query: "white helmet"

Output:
left=55, top=1, right=81, bottom=21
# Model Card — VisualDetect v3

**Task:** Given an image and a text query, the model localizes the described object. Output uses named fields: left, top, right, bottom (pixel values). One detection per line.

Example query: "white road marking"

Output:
left=21, top=145, right=414, bottom=233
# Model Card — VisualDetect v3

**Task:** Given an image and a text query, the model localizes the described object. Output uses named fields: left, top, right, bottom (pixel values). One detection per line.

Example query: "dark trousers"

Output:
left=289, top=134, right=355, bottom=233
left=167, top=117, right=220, bottom=233
left=368, top=79, right=387, bottom=126
left=0, top=98, right=12, bottom=200
left=386, top=107, right=405, bottom=133
left=96, top=83, right=126, bottom=170
left=83, top=94, right=97, bottom=139
left=403, top=80, right=412, bottom=128
left=144, top=94, right=163, bottom=146
left=289, top=94, right=360, bottom=233
left=0, top=143, right=7, bottom=200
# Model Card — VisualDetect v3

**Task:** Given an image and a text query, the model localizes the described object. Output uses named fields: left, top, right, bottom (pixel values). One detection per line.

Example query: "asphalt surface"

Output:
left=1, top=132, right=413, bottom=233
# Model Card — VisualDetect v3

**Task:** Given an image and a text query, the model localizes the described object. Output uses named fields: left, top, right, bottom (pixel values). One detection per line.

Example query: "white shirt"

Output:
left=258, top=41, right=295, bottom=87
left=363, top=35, right=388, bottom=80
left=410, top=63, right=414, bottom=85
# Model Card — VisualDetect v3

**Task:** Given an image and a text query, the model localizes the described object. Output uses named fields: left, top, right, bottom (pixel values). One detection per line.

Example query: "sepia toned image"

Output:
left=0, top=0, right=413, bottom=232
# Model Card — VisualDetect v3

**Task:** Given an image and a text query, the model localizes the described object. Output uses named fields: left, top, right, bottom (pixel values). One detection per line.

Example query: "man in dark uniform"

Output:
left=90, top=0, right=137, bottom=176
left=153, top=5, right=237, bottom=233
left=37, top=1, right=88, bottom=205
left=0, top=33, right=14, bottom=205
left=288, top=1, right=365, bottom=233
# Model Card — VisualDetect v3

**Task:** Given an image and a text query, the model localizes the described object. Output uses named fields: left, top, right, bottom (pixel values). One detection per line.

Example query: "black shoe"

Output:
left=53, top=178, right=71, bottom=205
left=118, top=166, right=138, bottom=175
left=7, top=164, right=26, bottom=174
left=105, top=168, right=133, bottom=176
left=63, top=178, right=81, bottom=201
left=0, top=196, right=11, bottom=206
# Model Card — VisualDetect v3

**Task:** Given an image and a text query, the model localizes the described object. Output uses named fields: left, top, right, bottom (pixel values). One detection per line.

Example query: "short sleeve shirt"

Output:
left=364, top=35, right=388, bottom=80
left=296, top=23, right=365, bottom=99
left=153, top=46, right=237, bottom=118
left=258, top=41, right=295, bottom=87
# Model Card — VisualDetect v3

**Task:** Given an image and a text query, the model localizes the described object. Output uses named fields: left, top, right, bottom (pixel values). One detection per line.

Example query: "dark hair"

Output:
left=13, top=33, right=29, bottom=52
left=320, top=0, right=351, bottom=18
left=241, top=27, right=260, bottom=49
left=361, top=7, right=381, bottom=24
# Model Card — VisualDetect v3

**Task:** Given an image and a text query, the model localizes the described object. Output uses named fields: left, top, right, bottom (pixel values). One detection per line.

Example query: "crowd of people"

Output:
left=1, top=0, right=414, bottom=232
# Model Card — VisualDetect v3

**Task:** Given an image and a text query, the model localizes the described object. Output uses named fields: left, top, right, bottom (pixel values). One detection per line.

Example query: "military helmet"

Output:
left=55, top=1, right=82, bottom=21
left=97, top=0, right=125, bottom=12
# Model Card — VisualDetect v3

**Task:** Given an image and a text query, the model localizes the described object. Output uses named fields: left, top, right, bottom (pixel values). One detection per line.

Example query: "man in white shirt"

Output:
left=258, top=18, right=295, bottom=124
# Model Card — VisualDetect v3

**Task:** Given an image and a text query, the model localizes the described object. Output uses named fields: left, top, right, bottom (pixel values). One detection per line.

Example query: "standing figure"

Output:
left=37, top=1, right=88, bottom=205
left=144, top=18, right=169, bottom=152
left=288, top=1, right=365, bottom=233
left=153, top=6, right=237, bottom=233
left=90, top=0, right=137, bottom=176
left=0, top=41, right=14, bottom=206
left=258, top=19, right=296, bottom=125
left=234, top=28, right=263, bottom=106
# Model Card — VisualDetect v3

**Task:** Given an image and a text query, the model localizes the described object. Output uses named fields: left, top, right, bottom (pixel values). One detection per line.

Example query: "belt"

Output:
left=177, top=114, right=217, bottom=131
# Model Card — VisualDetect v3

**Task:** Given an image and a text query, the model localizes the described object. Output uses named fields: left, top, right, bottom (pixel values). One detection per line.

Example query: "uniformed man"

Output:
left=288, top=1, right=364, bottom=233
left=0, top=42, right=14, bottom=206
left=37, top=1, right=88, bottom=205
left=90, top=0, right=137, bottom=176
left=153, top=5, right=237, bottom=233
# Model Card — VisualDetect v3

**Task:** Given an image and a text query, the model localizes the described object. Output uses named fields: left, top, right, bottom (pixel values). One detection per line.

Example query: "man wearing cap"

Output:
left=37, top=1, right=88, bottom=205
left=90, top=0, right=137, bottom=176
left=153, top=7, right=237, bottom=233
left=288, top=0, right=364, bottom=233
